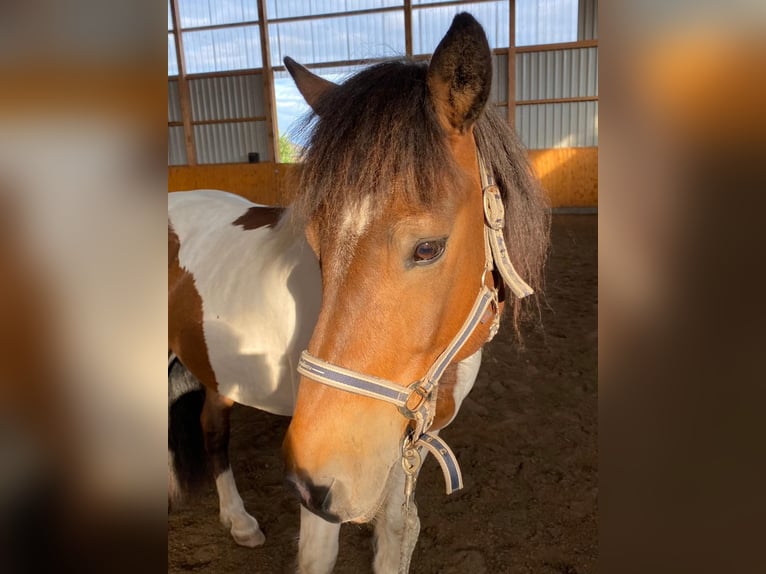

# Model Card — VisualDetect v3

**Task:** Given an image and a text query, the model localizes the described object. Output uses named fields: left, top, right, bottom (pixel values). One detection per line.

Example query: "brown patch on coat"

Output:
left=232, top=206, right=285, bottom=231
left=200, top=390, right=235, bottom=477
left=168, top=223, right=218, bottom=391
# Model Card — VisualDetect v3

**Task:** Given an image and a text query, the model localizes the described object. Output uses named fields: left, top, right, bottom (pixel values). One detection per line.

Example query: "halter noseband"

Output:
left=297, top=151, right=533, bottom=494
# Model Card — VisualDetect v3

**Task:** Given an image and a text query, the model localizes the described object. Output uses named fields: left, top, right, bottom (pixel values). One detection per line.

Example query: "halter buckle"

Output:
left=483, top=184, right=505, bottom=231
left=397, top=381, right=431, bottom=419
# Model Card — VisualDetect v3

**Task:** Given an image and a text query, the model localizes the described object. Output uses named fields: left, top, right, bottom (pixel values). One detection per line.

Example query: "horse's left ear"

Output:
left=284, top=57, right=337, bottom=112
left=427, top=13, right=492, bottom=135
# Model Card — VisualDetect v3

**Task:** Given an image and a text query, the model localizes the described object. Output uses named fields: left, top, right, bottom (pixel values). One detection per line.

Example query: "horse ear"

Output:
left=427, top=13, right=492, bottom=135
left=284, top=57, right=337, bottom=112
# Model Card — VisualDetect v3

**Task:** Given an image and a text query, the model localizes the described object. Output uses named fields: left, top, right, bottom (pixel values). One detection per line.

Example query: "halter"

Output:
left=297, top=151, right=533, bottom=495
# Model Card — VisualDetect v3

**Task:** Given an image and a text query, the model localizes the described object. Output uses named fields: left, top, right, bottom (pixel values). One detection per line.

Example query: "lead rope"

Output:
left=399, top=439, right=421, bottom=574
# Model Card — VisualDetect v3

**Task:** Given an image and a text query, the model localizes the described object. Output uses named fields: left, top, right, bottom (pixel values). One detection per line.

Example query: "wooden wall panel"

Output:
left=168, top=163, right=299, bottom=206
left=168, top=148, right=598, bottom=208
left=528, top=147, right=598, bottom=207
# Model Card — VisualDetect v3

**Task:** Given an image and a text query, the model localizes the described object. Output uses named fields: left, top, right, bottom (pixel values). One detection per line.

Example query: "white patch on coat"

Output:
left=328, top=195, right=374, bottom=275
left=169, top=190, right=322, bottom=415
left=339, top=195, right=373, bottom=239
left=443, top=349, right=483, bottom=428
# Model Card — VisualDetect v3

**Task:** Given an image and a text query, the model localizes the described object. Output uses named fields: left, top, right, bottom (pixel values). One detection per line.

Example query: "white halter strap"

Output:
left=478, top=152, right=534, bottom=299
left=296, top=150, right=533, bottom=495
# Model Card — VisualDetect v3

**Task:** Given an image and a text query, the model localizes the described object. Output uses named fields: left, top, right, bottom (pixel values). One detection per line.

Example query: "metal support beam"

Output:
left=404, top=0, right=413, bottom=57
left=507, top=0, right=516, bottom=127
left=256, top=0, right=279, bottom=162
left=169, top=0, right=197, bottom=165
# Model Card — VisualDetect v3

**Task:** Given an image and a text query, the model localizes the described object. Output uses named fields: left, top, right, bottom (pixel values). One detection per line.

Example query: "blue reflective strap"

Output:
left=425, top=288, right=495, bottom=387
left=297, top=352, right=411, bottom=406
left=418, top=432, right=464, bottom=494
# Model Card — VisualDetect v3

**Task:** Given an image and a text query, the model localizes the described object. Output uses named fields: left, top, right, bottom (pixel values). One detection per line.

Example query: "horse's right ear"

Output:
left=427, top=13, right=492, bottom=135
left=284, top=57, right=337, bottom=112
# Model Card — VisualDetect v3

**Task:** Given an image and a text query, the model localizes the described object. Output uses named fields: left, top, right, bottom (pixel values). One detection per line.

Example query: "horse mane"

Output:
left=292, top=60, right=549, bottom=331
left=474, top=104, right=551, bottom=329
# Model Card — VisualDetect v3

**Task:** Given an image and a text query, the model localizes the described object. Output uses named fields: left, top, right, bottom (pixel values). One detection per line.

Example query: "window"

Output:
left=168, top=34, right=178, bottom=76
left=269, top=12, right=405, bottom=67
left=178, top=0, right=258, bottom=28
left=273, top=65, right=367, bottom=154
left=183, top=26, right=263, bottom=74
left=413, top=1, right=510, bottom=53
left=516, top=0, right=578, bottom=46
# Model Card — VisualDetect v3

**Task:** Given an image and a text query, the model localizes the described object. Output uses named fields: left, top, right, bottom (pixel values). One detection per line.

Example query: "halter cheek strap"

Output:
left=296, top=151, right=533, bottom=495
left=479, top=154, right=534, bottom=300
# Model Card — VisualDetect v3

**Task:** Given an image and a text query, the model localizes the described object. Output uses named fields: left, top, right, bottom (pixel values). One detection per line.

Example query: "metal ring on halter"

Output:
left=397, top=381, right=431, bottom=419
left=401, top=440, right=422, bottom=476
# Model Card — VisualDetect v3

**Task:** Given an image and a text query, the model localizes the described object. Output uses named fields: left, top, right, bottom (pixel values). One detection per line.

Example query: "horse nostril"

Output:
left=284, top=473, right=310, bottom=506
left=284, top=473, right=340, bottom=523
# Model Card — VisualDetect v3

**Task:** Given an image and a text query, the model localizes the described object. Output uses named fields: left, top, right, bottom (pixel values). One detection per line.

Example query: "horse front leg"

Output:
left=201, top=389, right=265, bottom=547
left=373, top=460, right=422, bottom=574
left=297, top=505, right=341, bottom=574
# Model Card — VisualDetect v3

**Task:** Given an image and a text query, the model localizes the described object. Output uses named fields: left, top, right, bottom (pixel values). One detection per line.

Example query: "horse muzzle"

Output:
left=284, top=471, right=343, bottom=523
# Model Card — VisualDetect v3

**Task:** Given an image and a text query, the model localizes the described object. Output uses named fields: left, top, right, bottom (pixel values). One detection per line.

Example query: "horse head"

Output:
left=282, top=13, right=548, bottom=524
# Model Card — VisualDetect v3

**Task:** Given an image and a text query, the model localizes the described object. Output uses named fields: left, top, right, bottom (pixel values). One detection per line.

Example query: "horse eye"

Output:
left=413, top=239, right=446, bottom=264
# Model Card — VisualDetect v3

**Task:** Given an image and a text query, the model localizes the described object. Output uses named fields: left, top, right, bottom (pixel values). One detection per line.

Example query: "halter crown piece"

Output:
left=297, top=151, right=533, bottom=495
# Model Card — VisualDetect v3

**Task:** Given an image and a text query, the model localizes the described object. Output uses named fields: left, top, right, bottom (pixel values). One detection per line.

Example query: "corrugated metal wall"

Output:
left=168, top=126, right=187, bottom=165
left=164, top=73, right=271, bottom=164
left=516, top=47, right=597, bottom=100
left=515, top=44, right=598, bottom=149
left=168, top=80, right=182, bottom=123
left=193, top=121, right=269, bottom=164
left=188, top=75, right=265, bottom=120
left=578, top=0, right=598, bottom=40
left=516, top=100, right=597, bottom=148
left=491, top=53, right=508, bottom=104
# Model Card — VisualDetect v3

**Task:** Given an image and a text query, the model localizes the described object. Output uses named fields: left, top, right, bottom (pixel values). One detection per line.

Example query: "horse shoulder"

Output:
left=169, top=192, right=320, bottom=412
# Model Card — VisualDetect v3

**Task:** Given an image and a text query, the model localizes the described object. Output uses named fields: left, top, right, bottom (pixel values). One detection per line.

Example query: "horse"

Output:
left=168, top=12, right=549, bottom=573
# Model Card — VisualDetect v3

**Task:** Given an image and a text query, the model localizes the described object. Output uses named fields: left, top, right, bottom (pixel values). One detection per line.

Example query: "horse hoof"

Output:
left=230, top=515, right=266, bottom=548
left=232, top=528, right=266, bottom=548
